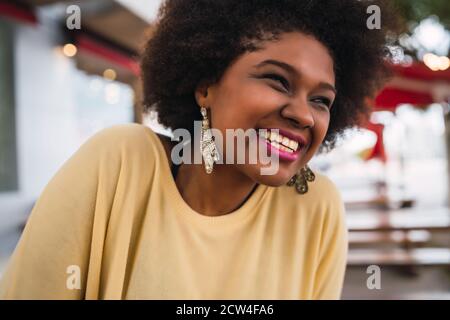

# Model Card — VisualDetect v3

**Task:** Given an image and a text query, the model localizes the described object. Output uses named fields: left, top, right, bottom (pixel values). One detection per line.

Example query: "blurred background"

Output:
left=0, top=0, right=449, bottom=299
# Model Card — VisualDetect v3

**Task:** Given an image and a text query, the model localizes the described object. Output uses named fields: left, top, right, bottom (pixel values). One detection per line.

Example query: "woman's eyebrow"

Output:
left=317, top=82, right=337, bottom=95
left=254, top=59, right=337, bottom=94
left=254, top=59, right=298, bottom=76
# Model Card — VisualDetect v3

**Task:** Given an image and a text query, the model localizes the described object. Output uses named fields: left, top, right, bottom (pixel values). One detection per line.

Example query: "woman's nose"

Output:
left=281, top=97, right=315, bottom=129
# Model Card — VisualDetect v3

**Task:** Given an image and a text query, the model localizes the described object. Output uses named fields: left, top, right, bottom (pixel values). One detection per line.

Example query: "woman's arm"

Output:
left=0, top=127, right=123, bottom=299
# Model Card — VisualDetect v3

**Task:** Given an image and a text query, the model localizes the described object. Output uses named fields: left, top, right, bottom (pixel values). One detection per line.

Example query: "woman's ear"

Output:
left=194, top=80, right=213, bottom=107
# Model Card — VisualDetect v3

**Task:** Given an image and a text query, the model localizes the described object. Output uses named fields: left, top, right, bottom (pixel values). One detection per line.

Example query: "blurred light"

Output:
left=439, top=56, right=450, bottom=70
left=370, top=111, right=395, bottom=125
left=423, top=53, right=440, bottom=71
left=103, top=69, right=117, bottom=81
left=104, top=83, right=121, bottom=105
left=427, top=104, right=446, bottom=136
left=116, top=0, right=162, bottom=23
left=398, top=33, right=411, bottom=48
left=387, top=45, right=405, bottom=64
left=400, top=54, right=414, bottom=67
left=337, top=128, right=377, bottom=154
left=89, top=78, right=103, bottom=93
left=423, top=53, right=450, bottom=71
left=412, top=17, right=450, bottom=56
left=62, top=43, right=77, bottom=57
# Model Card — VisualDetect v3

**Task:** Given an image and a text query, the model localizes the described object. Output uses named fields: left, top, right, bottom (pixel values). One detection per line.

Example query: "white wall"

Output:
left=0, top=18, right=133, bottom=234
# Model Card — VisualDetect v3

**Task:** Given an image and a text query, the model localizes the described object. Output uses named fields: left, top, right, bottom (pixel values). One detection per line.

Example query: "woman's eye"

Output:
left=311, top=97, right=332, bottom=109
left=262, top=73, right=290, bottom=91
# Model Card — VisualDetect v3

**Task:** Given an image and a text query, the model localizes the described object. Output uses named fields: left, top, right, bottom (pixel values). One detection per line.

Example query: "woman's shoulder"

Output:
left=271, top=171, right=347, bottom=240
left=89, top=123, right=158, bottom=145
left=271, top=171, right=345, bottom=221
left=307, top=171, right=343, bottom=204
left=87, top=123, right=168, bottom=155
left=76, top=123, right=172, bottom=171
left=275, top=171, right=342, bottom=204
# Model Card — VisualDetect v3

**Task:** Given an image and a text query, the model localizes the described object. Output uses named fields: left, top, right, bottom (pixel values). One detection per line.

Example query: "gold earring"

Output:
left=287, top=165, right=315, bottom=194
left=200, top=107, right=220, bottom=174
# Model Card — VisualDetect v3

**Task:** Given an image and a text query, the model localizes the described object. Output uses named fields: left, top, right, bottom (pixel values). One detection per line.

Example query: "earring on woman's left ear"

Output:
left=287, top=165, right=315, bottom=194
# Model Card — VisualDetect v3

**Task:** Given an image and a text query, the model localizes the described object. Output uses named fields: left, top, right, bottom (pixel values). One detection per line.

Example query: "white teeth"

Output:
left=270, top=131, right=276, bottom=141
left=280, top=145, right=293, bottom=153
left=289, top=140, right=298, bottom=150
left=261, top=129, right=299, bottom=152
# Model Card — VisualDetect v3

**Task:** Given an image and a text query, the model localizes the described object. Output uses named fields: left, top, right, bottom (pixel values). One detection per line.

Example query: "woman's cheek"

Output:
left=302, top=113, right=329, bottom=160
left=314, top=112, right=331, bottom=140
left=239, top=81, right=286, bottom=112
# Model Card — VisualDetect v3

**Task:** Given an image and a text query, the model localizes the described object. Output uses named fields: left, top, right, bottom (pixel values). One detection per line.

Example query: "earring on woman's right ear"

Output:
left=200, top=107, right=220, bottom=174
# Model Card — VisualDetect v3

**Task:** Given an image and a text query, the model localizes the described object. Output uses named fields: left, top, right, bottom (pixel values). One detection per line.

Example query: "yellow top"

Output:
left=0, top=123, right=348, bottom=300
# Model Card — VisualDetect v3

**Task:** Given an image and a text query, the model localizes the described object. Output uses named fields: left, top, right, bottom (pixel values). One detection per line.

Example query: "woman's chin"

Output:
left=243, top=164, right=296, bottom=187
left=254, top=174, right=293, bottom=187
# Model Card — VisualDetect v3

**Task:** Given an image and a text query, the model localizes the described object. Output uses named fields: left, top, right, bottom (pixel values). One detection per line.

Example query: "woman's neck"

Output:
left=175, top=162, right=258, bottom=217
left=157, top=133, right=257, bottom=217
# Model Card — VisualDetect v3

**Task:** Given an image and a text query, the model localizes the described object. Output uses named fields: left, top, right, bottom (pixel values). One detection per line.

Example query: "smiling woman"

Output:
left=0, top=0, right=399, bottom=300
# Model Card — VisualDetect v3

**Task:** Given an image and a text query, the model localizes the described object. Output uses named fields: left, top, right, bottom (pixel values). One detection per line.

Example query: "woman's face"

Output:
left=196, top=31, right=336, bottom=186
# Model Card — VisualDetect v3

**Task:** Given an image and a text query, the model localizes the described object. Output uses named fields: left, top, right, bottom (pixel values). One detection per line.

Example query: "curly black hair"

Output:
left=140, top=0, right=400, bottom=151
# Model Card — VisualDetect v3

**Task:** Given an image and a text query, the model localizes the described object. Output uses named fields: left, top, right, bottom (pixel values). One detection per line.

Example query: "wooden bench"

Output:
left=347, top=248, right=450, bottom=267
left=346, top=207, right=450, bottom=232
left=348, top=230, right=431, bottom=248
left=345, top=196, right=415, bottom=211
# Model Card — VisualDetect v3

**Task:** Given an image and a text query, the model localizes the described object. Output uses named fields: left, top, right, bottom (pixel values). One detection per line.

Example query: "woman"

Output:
left=0, top=0, right=397, bottom=299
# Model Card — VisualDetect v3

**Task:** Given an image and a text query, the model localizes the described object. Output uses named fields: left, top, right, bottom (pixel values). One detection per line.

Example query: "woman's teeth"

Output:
left=262, top=131, right=299, bottom=153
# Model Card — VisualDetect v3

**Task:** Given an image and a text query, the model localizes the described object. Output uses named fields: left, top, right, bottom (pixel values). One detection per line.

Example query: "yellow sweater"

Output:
left=0, top=124, right=348, bottom=300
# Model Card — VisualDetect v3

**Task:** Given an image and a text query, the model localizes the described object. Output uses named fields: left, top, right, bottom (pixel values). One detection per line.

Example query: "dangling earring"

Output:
left=200, top=107, right=220, bottom=174
left=287, top=165, right=315, bottom=194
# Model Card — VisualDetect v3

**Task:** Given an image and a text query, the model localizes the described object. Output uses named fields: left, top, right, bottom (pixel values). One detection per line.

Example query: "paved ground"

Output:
left=342, top=266, right=450, bottom=299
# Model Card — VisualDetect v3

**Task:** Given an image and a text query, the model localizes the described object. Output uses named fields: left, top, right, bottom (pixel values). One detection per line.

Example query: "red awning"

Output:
left=390, top=62, right=450, bottom=82
left=375, top=87, right=434, bottom=111
left=76, top=34, right=140, bottom=76
left=0, top=2, right=37, bottom=25
left=374, top=62, right=450, bottom=110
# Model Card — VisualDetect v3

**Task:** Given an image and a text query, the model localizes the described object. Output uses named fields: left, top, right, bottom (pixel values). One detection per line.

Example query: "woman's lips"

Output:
left=256, top=129, right=305, bottom=162
left=264, top=138, right=301, bottom=161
